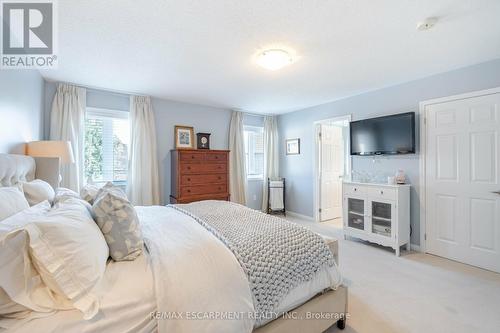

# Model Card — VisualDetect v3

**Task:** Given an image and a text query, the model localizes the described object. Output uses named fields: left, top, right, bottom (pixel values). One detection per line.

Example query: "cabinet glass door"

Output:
left=347, top=198, right=365, bottom=230
left=371, top=201, right=392, bottom=237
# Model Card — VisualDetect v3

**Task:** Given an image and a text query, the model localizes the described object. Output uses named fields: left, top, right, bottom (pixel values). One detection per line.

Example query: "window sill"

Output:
left=247, top=177, right=263, bottom=182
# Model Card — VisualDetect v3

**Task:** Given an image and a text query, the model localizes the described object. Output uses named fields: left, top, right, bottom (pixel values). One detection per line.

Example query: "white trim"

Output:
left=286, top=211, right=314, bottom=221
left=418, top=86, right=500, bottom=254
left=86, top=107, right=129, bottom=119
left=313, top=115, right=352, bottom=223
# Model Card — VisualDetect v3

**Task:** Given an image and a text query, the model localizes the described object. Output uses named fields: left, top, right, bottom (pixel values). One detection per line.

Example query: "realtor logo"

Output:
left=1, top=0, right=57, bottom=68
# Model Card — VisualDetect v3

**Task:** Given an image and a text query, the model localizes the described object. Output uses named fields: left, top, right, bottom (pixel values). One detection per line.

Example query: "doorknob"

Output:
left=492, top=191, right=500, bottom=195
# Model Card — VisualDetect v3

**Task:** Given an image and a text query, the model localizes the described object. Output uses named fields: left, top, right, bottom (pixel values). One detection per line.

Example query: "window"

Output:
left=244, top=126, right=264, bottom=179
left=84, top=108, right=130, bottom=186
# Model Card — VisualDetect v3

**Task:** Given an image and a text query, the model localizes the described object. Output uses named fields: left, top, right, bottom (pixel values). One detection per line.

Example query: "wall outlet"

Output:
left=253, top=194, right=257, bottom=201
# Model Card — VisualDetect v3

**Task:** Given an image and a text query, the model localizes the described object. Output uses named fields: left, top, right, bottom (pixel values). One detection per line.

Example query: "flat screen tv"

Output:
left=350, top=112, right=415, bottom=156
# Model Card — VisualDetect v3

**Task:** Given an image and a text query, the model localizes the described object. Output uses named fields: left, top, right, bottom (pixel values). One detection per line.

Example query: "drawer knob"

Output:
left=354, top=188, right=357, bottom=191
left=215, top=156, right=219, bottom=159
left=187, top=166, right=191, bottom=170
left=191, top=156, right=195, bottom=159
left=187, top=178, right=191, bottom=181
left=218, top=176, right=221, bottom=180
left=380, top=190, right=384, bottom=194
left=218, top=187, right=222, bottom=190
left=187, top=189, right=191, bottom=193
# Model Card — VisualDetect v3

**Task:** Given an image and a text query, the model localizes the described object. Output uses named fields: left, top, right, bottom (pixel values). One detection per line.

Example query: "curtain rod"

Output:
left=46, top=79, right=147, bottom=97
left=233, top=109, right=274, bottom=118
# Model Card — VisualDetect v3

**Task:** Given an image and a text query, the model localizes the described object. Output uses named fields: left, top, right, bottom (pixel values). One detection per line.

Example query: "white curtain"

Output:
left=261, top=115, right=279, bottom=211
left=127, top=96, right=160, bottom=206
left=229, top=111, right=247, bottom=205
left=50, top=83, right=86, bottom=191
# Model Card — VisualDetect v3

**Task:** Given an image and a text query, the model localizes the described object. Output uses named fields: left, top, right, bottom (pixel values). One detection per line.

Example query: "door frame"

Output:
left=313, top=114, right=352, bottom=222
left=418, top=86, right=500, bottom=253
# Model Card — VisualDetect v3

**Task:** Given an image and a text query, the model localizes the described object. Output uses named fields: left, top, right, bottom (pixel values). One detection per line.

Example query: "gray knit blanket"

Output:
left=169, top=200, right=335, bottom=323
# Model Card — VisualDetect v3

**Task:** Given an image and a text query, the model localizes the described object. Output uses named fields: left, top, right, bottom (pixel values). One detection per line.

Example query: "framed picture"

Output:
left=175, top=125, right=195, bottom=149
left=286, top=138, right=300, bottom=155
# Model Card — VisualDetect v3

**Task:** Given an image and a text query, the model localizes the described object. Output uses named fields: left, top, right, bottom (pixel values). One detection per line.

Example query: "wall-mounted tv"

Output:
left=350, top=112, right=415, bottom=156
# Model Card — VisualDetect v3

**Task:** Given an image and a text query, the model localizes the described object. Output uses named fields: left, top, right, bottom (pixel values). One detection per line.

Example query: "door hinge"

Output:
left=318, top=132, right=322, bottom=139
left=423, top=117, right=427, bottom=125
left=424, top=233, right=427, bottom=240
left=319, top=208, right=322, bottom=213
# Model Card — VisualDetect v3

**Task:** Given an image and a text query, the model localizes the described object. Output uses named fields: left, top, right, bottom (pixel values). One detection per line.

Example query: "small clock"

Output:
left=196, top=133, right=211, bottom=149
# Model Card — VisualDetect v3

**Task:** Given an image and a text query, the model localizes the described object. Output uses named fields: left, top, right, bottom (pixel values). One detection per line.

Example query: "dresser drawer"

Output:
left=181, top=184, right=227, bottom=197
left=366, top=187, right=397, bottom=200
left=180, top=163, right=227, bottom=174
left=343, top=184, right=365, bottom=196
left=205, top=153, right=227, bottom=163
left=181, top=174, right=226, bottom=185
left=180, top=151, right=205, bottom=162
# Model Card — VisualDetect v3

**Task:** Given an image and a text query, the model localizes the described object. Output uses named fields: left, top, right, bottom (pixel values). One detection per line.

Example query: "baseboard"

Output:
left=286, top=211, right=314, bottom=221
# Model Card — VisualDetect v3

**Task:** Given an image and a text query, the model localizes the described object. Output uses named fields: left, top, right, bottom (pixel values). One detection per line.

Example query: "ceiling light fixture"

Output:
left=256, top=49, right=294, bottom=71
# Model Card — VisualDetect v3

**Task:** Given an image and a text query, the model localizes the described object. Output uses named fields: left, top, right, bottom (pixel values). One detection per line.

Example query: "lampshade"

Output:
left=26, top=141, right=75, bottom=164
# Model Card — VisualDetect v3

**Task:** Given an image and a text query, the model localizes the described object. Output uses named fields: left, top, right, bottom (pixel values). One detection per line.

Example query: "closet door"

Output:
left=425, top=93, right=500, bottom=273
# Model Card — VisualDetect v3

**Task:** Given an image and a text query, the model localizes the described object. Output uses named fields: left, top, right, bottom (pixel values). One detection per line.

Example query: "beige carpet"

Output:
left=287, top=216, right=500, bottom=333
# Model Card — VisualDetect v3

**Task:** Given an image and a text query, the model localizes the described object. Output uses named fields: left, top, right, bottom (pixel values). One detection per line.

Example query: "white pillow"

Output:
left=80, top=184, right=99, bottom=205
left=1, top=199, right=109, bottom=319
left=0, top=202, right=56, bottom=320
left=20, top=180, right=55, bottom=206
left=0, top=187, right=29, bottom=221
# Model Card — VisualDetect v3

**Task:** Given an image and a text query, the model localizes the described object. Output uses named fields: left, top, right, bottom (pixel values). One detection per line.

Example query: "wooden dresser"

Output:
left=170, top=149, right=230, bottom=203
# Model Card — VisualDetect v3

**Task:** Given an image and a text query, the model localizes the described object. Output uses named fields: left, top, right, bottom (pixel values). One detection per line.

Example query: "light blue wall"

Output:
left=152, top=98, right=232, bottom=203
left=0, top=70, right=44, bottom=154
left=278, top=58, right=500, bottom=245
left=44, top=82, right=264, bottom=206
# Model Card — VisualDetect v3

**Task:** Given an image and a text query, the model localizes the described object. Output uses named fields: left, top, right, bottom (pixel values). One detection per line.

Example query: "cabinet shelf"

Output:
left=348, top=211, right=364, bottom=216
left=372, top=216, right=391, bottom=222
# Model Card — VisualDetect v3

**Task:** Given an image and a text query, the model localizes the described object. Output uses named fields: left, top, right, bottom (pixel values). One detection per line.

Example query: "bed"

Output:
left=0, top=153, right=347, bottom=333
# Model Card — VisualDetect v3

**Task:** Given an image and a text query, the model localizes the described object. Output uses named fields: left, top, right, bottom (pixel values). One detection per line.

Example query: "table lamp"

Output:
left=26, top=141, right=75, bottom=185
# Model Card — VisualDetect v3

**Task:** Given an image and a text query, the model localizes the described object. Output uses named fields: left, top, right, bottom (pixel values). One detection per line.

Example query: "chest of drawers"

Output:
left=170, top=149, right=230, bottom=203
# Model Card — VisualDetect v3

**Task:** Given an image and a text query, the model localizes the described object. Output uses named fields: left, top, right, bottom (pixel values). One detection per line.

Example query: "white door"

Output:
left=320, top=124, right=344, bottom=221
left=425, top=93, right=500, bottom=273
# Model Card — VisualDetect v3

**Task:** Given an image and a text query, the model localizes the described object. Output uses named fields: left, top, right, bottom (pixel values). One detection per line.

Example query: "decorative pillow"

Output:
left=0, top=187, right=30, bottom=221
left=80, top=184, right=99, bottom=205
left=93, top=182, right=143, bottom=261
left=20, top=180, right=55, bottom=206
left=1, top=199, right=109, bottom=320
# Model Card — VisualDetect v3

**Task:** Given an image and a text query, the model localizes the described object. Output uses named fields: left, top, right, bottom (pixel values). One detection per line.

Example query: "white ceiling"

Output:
left=41, top=0, right=500, bottom=114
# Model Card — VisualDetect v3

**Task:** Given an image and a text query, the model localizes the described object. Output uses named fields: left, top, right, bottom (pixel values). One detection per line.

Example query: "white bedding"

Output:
left=9, top=253, right=157, bottom=333
left=6, top=206, right=340, bottom=333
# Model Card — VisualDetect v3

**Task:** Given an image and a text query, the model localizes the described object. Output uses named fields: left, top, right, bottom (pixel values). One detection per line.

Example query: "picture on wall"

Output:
left=286, top=138, right=300, bottom=155
left=175, top=125, right=195, bottom=149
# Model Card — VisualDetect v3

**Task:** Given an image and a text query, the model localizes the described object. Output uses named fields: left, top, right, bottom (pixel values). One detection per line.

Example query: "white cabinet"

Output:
left=343, top=181, right=410, bottom=256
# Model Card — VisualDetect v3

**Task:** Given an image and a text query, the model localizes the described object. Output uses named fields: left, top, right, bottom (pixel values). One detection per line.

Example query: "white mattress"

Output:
left=7, top=209, right=338, bottom=333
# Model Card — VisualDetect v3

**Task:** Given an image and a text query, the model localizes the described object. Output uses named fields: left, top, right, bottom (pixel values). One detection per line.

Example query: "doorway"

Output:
left=313, top=115, right=351, bottom=223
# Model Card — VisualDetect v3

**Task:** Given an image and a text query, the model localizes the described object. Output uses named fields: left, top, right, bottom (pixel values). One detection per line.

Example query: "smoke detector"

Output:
left=416, top=17, right=438, bottom=31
